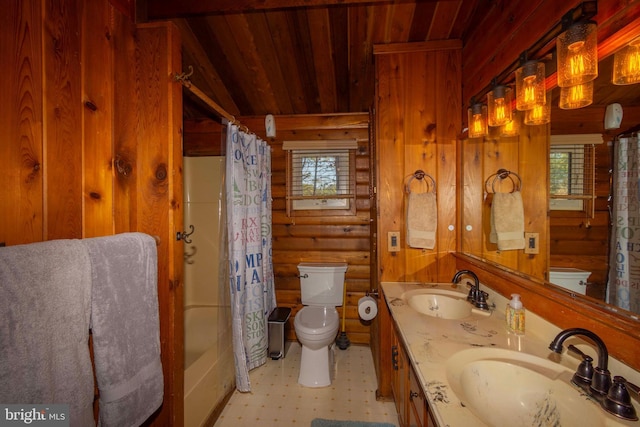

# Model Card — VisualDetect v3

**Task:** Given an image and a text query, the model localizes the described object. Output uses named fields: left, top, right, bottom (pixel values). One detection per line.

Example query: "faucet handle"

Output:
left=603, top=376, right=638, bottom=421
left=475, top=291, right=490, bottom=310
left=568, top=344, right=594, bottom=387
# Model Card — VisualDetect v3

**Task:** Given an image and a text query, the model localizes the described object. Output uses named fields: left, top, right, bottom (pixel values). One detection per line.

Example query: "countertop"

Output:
left=381, top=281, right=638, bottom=427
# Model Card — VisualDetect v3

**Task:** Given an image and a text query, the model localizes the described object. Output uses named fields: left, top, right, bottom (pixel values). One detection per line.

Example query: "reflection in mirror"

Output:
left=550, top=46, right=640, bottom=313
left=460, top=24, right=640, bottom=319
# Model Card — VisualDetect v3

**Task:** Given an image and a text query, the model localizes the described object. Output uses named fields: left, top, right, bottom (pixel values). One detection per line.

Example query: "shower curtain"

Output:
left=225, top=123, right=276, bottom=392
left=608, top=134, right=640, bottom=313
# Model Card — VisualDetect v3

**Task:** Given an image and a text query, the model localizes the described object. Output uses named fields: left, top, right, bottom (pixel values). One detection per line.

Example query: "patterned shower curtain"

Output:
left=225, top=123, right=276, bottom=392
left=608, top=134, right=640, bottom=313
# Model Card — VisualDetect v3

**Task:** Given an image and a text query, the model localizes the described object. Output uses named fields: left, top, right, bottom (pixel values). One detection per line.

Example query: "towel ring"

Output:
left=484, top=169, right=522, bottom=193
left=405, top=170, right=436, bottom=194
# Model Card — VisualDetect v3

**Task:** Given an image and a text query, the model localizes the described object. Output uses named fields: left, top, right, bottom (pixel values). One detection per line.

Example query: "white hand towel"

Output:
left=406, top=191, right=437, bottom=249
left=491, top=191, right=525, bottom=250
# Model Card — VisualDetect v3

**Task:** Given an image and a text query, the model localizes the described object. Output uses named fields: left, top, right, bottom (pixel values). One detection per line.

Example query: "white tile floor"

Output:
left=214, top=342, right=399, bottom=427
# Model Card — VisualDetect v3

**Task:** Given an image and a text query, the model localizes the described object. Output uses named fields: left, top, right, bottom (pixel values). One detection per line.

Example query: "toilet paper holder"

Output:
left=366, top=289, right=379, bottom=298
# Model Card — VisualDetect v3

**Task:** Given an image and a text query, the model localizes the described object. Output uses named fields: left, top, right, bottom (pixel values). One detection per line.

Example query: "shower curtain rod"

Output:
left=172, top=66, right=243, bottom=128
left=617, top=123, right=640, bottom=138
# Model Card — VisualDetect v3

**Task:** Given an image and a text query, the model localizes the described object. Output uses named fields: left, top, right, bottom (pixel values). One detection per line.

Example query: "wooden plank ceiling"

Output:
left=145, top=0, right=482, bottom=119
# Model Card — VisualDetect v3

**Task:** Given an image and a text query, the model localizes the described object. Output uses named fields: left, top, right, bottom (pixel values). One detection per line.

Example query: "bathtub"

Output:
left=184, top=306, right=235, bottom=427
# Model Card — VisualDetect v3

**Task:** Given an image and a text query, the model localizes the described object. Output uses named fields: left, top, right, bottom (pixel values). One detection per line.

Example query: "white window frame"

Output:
left=283, top=140, right=357, bottom=216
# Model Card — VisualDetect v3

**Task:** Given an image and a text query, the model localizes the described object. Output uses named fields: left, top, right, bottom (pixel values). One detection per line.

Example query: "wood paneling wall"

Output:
left=461, top=118, right=549, bottom=281
left=183, top=113, right=374, bottom=345
left=373, top=41, right=461, bottom=399
left=1, top=1, right=184, bottom=425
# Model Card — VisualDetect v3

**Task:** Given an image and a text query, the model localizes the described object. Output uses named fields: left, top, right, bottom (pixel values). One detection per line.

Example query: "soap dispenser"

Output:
left=506, top=294, right=525, bottom=334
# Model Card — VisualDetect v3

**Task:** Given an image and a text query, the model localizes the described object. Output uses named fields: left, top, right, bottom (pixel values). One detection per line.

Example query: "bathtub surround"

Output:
left=183, top=156, right=235, bottom=426
left=0, top=233, right=163, bottom=427
left=226, top=123, right=276, bottom=392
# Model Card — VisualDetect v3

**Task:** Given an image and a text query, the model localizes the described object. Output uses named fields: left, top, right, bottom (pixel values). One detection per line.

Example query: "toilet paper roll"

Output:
left=358, top=296, right=378, bottom=321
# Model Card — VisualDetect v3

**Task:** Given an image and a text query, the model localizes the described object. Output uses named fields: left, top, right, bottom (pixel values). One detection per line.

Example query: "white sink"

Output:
left=401, top=288, right=491, bottom=320
left=446, top=348, right=621, bottom=426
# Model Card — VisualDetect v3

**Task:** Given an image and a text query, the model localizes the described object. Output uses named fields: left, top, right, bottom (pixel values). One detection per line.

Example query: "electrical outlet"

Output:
left=524, top=232, right=539, bottom=254
left=388, top=231, right=400, bottom=252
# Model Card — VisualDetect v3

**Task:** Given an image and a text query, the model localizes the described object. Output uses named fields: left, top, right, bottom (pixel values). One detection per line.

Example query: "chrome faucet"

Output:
left=549, top=328, right=639, bottom=421
left=452, top=270, right=489, bottom=310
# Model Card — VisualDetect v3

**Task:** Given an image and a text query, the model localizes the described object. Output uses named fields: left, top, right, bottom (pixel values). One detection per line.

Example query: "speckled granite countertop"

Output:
left=381, top=281, right=638, bottom=427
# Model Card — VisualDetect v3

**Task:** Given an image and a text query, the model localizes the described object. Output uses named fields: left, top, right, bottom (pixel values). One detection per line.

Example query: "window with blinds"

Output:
left=550, top=144, right=595, bottom=213
left=283, top=140, right=357, bottom=216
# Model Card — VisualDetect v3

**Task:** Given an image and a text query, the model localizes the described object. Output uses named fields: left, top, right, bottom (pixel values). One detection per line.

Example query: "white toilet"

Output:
left=294, top=262, right=348, bottom=387
left=549, top=267, right=591, bottom=295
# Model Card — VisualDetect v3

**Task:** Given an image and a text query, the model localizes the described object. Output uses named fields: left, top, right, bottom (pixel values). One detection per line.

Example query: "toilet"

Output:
left=549, top=267, right=591, bottom=295
left=294, top=262, right=348, bottom=387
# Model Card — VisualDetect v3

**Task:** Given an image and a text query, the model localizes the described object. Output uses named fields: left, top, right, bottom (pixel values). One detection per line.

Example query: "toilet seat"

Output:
left=294, top=306, right=339, bottom=339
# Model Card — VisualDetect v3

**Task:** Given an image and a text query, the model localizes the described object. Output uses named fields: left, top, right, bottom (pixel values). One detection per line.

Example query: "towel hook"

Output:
left=177, top=225, right=195, bottom=244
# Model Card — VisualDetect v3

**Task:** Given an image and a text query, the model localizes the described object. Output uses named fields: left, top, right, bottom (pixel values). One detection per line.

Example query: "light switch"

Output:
left=388, top=231, right=400, bottom=252
left=524, top=232, right=539, bottom=254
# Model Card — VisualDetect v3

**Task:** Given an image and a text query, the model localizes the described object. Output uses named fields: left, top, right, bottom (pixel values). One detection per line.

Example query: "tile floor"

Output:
left=214, top=342, right=399, bottom=426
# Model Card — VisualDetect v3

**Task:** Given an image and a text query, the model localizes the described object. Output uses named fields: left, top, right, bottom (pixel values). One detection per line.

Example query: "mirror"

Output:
left=460, top=23, right=640, bottom=318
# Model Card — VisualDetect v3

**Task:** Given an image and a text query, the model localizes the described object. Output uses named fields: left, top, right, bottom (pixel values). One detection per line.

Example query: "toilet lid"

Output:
left=295, top=306, right=339, bottom=333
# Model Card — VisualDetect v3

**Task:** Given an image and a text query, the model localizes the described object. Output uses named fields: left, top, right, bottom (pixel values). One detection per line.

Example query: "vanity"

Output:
left=381, top=280, right=640, bottom=427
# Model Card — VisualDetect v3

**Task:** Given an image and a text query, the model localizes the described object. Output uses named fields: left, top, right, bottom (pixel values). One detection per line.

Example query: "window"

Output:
left=283, top=140, right=357, bottom=216
left=549, top=134, right=599, bottom=214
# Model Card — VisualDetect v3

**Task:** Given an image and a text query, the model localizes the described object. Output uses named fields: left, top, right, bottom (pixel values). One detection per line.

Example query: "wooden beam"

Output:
left=147, top=0, right=457, bottom=19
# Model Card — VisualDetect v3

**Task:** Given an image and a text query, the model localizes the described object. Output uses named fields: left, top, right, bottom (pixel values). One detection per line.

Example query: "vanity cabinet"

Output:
left=390, top=321, right=436, bottom=427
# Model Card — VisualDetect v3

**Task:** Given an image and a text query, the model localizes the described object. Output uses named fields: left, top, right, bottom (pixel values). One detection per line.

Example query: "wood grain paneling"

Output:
left=1, top=2, right=184, bottom=424
left=374, top=41, right=461, bottom=399
left=0, top=0, right=44, bottom=245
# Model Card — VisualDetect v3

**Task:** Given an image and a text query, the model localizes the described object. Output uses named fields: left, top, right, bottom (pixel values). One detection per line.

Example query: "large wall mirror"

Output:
left=460, top=18, right=640, bottom=321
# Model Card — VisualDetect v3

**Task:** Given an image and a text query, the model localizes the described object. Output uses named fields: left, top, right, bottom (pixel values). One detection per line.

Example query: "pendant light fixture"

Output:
left=500, top=111, right=520, bottom=137
left=524, top=93, right=551, bottom=125
left=559, top=80, right=593, bottom=109
left=612, top=36, right=640, bottom=85
left=468, top=102, right=488, bottom=138
left=515, top=60, right=546, bottom=111
left=557, top=20, right=598, bottom=87
left=487, top=83, right=513, bottom=127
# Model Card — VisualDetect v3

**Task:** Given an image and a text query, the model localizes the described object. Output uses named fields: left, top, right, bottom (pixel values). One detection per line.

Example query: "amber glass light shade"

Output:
left=515, top=61, right=545, bottom=111
left=468, top=103, right=488, bottom=138
left=487, top=85, right=513, bottom=127
left=524, top=94, right=551, bottom=125
left=612, top=37, right=640, bottom=85
left=559, top=81, right=593, bottom=109
left=500, top=111, right=520, bottom=137
left=557, top=21, right=598, bottom=87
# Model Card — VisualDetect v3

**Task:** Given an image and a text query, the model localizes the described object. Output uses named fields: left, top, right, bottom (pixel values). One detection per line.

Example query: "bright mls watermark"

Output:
left=0, top=405, right=69, bottom=427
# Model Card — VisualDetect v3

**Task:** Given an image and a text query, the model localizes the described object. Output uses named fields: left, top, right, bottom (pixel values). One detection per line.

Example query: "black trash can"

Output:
left=268, top=307, right=291, bottom=360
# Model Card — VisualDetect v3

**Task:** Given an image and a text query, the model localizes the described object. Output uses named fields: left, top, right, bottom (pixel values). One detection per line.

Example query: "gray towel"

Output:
left=83, top=232, right=163, bottom=427
left=0, top=239, right=95, bottom=427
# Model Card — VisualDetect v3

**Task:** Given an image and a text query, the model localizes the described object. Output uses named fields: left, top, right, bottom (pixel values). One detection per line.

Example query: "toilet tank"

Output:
left=549, top=267, right=591, bottom=295
left=298, top=262, right=348, bottom=306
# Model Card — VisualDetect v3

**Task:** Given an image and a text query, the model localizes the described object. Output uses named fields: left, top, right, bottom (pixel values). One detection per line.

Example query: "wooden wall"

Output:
left=183, top=113, right=374, bottom=345
left=0, top=1, right=184, bottom=425
left=373, top=40, right=461, bottom=398
left=461, top=117, right=550, bottom=281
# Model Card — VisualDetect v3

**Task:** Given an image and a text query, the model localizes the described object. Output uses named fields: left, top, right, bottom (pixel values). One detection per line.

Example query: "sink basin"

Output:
left=446, top=348, right=614, bottom=426
left=402, top=288, right=491, bottom=320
